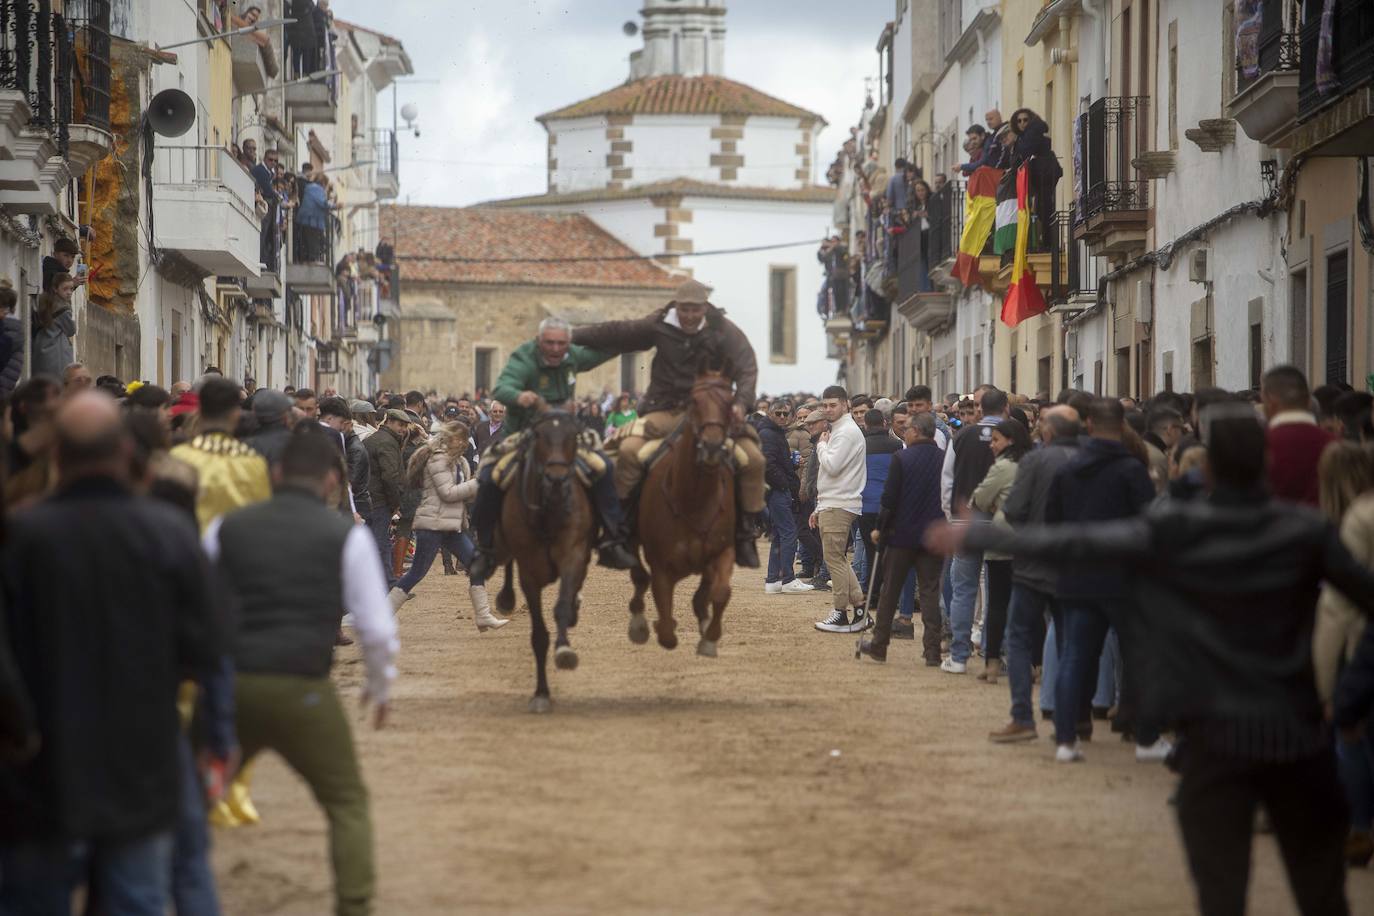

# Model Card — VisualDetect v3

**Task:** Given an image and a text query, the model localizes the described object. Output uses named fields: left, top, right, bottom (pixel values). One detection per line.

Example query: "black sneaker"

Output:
left=597, top=540, right=639, bottom=570
left=814, top=608, right=850, bottom=633
left=891, top=617, right=915, bottom=640
left=810, top=578, right=832, bottom=592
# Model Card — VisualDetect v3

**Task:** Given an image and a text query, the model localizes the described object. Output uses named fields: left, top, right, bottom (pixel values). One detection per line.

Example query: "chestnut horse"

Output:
left=628, top=372, right=737, bottom=657
left=492, top=409, right=594, bottom=712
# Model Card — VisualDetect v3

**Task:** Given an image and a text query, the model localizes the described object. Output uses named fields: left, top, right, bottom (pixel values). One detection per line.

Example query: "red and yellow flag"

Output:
left=1000, top=165, right=1048, bottom=328
left=952, top=166, right=1002, bottom=289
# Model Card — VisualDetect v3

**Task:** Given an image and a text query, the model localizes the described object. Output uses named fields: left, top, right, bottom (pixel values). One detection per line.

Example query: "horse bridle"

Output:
left=520, top=412, right=577, bottom=533
left=690, top=377, right=735, bottom=464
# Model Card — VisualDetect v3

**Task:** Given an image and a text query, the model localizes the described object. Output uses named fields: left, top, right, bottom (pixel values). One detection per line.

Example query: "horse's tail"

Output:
left=496, top=562, right=517, bottom=613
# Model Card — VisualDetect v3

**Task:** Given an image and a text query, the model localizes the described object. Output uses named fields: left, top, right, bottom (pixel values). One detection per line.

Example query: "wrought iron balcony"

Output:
left=1290, top=0, right=1374, bottom=155
left=371, top=127, right=398, bottom=199
left=1, top=0, right=70, bottom=149
left=1075, top=96, right=1150, bottom=258
left=1229, top=0, right=1300, bottom=147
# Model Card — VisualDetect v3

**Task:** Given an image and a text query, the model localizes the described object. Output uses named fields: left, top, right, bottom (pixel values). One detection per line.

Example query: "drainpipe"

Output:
left=976, top=25, right=990, bottom=111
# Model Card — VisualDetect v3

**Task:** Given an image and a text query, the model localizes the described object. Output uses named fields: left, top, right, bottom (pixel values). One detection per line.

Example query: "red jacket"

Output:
left=1266, top=416, right=1336, bottom=506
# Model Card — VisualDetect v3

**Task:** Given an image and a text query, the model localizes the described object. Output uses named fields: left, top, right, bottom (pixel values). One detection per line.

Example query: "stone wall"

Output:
left=381, top=281, right=671, bottom=400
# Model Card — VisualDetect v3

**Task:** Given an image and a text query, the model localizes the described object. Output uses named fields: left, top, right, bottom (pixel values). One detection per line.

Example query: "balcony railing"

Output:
left=372, top=127, right=397, bottom=182
left=1076, top=96, right=1149, bottom=224
left=928, top=181, right=963, bottom=271
left=1, top=0, right=71, bottom=151
left=1047, top=210, right=1104, bottom=308
left=153, top=144, right=256, bottom=213
left=1236, top=0, right=1299, bottom=96
left=65, top=0, right=109, bottom=131
left=1298, top=0, right=1374, bottom=120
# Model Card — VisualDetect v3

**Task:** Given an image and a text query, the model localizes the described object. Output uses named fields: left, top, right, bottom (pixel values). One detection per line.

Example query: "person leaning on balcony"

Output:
left=285, top=0, right=319, bottom=77
left=295, top=174, right=331, bottom=263
left=1008, top=108, right=1062, bottom=251
left=31, top=274, right=76, bottom=382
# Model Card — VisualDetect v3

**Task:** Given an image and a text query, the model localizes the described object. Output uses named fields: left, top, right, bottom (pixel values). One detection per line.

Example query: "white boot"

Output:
left=387, top=587, right=411, bottom=613
left=471, top=584, right=509, bottom=632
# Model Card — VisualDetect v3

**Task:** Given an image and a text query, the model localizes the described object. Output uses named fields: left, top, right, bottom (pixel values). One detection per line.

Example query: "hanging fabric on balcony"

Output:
left=1001, top=166, right=1048, bottom=329
left=953, top=166, right=1002, bottom=289
left=1236, top=0, right=1263, bottom=81
left=1317, top=0, right=1339, bottom=95
left=993, top=167, right=1019, bottom=256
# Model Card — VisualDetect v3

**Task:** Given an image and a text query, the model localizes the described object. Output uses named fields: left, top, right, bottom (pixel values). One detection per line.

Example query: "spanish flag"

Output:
left=952, top=166, right=1002, bottom=289
left=1000, top=165, right=1049, bottom=328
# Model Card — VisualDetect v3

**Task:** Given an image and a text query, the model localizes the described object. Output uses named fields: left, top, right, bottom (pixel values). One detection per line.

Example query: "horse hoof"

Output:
left=657, top=632, right=678, bottom=651
left=696, top=639, right=717, bottom=658
left=528, top=695, right=552, bottom=714
left=554, top=646, right=579, bottom=671
left=628, top=613, right=650, bottom=644
left=496, top=593, right=516, bottom=614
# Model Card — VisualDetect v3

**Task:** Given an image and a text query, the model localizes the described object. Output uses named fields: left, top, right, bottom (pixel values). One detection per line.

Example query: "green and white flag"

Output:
left=993, top=167, right=1019, bottom=256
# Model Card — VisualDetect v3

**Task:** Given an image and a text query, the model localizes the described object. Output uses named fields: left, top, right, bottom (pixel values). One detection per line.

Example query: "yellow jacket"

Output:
left=170, top=432, right=272, bottom=532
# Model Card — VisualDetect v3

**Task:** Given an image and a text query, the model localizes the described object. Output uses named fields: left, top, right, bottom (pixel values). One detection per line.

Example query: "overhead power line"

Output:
left=396, top=239, right=822, bottom=264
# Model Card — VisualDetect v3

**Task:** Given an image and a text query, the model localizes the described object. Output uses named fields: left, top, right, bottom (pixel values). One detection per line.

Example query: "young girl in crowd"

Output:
left=31, top=273, right=76, bottom=379
left=388, top=421, right=508, bottom=631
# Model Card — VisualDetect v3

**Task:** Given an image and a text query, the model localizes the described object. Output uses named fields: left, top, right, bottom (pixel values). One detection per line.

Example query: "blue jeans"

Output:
left=1006, top=583, right=1054, bottom=728
left=1, top=831, right=174, bottom=915
left=172, top=735, right=220, bottom=915
left=1339, top=732, right=1374, bottom=832
left=1056, top=602, right=1154, bottom=747
left=397, top=529, right=481, bottom=594
left=1041, top=616, right=1116, bottom=714
left=947, top=551, right=983, bottom=664
left=765, top=490, right=798, bottom=585
left=366, top=508, right=394, bottom=587
left=940, top=555, right=954, bottom=629
left=898, top=568, right=916, bottom=620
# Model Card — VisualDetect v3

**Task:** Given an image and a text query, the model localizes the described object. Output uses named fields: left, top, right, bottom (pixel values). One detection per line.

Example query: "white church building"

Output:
left=489, top=0, right=836, bottom=394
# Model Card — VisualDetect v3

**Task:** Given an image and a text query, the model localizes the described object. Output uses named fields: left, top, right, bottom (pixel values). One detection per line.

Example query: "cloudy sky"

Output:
left=329, top=0, right=888, bottom=207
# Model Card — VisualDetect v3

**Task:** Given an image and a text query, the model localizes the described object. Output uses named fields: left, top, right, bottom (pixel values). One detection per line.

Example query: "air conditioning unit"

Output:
left=1136, top=279, right=1153, bottom=322
left=1065, top=330, right=1079, bottom=360
left=1189, top=248, right=1212, bottom=283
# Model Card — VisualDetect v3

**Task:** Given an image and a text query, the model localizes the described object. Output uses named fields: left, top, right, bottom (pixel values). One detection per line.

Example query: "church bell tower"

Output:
left=629, top=0, right=727, bottom=80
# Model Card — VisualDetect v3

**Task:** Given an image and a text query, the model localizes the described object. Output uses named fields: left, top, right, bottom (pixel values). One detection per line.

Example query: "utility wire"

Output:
left=396, top=239, right=822, bottom=264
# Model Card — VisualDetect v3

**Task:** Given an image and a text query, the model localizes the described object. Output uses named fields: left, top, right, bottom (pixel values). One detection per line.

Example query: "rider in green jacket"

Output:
left=467, top=317, right=638, bottom=579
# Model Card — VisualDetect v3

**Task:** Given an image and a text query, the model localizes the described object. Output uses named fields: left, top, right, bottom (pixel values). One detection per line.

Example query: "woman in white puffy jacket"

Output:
left=388, top=422, right=508, bottom=631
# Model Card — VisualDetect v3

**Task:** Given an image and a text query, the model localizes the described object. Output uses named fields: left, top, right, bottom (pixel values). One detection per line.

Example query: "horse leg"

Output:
left=496, top=561, right=516, bottom=614
left=628, top=562, right=651, bottom=645
left=698, top=550, right=734, bottom=658
left=552, top=559, right=587, bottom=671
left=691, top=576, right=711, bottom=637
left=524, top=576, right=551, bottom=713
left=650, top=568, right=679, bottom=651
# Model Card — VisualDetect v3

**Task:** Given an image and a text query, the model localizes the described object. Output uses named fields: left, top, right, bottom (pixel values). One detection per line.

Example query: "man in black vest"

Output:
left=205, top=427, right=397, bottom=916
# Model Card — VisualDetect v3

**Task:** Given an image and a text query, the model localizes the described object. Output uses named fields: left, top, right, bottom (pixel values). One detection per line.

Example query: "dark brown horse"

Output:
left=492, top=409, right=594, bottom=712
left=628, top=372, right=737, bottom=657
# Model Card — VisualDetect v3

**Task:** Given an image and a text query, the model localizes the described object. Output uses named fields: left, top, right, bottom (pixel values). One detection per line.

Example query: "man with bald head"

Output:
left=0, top=391, right=221, bottom=911
left=986, top=403, right=1082, bottom=743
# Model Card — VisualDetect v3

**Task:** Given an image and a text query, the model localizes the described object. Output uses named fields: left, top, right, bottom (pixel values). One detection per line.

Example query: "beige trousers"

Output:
left=818, top=508, right=865, bottom=611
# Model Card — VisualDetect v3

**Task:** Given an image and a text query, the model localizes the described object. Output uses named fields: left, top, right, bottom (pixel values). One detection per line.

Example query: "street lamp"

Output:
left=157, top=18, right=295, bottom=51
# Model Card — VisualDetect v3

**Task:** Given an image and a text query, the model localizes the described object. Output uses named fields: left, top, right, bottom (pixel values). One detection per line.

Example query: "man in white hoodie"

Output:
left=810, top=385, right=869, bottom=633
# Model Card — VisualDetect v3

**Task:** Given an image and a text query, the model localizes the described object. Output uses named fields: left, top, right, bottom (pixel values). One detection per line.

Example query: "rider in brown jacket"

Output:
left=571, top=278, right=765, bottom=567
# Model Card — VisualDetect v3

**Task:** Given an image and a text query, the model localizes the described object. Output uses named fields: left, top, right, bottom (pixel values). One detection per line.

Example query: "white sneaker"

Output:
left=1055, top=742, right=1085, bottom=764
left=780, top=579, right=815, bottom=595
left=940, top=657, right=967, bottom=674
left=764, top=581, right=783, bottom=595
left=1135, top=738, right=1174, bottom=763
left=341, top=612, right=355, bottom=629
left=814, top=608, right=850, bottom=633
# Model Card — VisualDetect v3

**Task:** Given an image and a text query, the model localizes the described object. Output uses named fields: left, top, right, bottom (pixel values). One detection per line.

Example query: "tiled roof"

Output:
left=381, top=206, right=681, bottom=289
left=483, top=178, right=836, bottom=208
left=537, top=75, right=825, bottom=123
left=333, top=19, right=402, bottom=47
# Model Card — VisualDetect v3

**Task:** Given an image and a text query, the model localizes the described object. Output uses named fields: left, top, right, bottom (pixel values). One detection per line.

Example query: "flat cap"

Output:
left=385, top=408, right=411, bottom=423
left=252, top=389, right=290, bottom=423
left=349, top=399, right=375, bottom=414
left=673, top=278, right=713, bottom=304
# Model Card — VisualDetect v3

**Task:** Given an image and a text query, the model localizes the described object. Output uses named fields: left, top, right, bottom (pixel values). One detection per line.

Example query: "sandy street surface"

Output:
left=212, top=560, right=1374, bottom=916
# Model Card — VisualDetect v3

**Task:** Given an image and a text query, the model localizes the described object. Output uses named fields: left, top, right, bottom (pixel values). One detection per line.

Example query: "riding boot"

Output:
left=591, top=474, right=638, bottom=570
left=391, top=536, right=410, bottom=579
left=735, top=510, right=762, bottom=568
left=470, top=584, right=509, bottom=632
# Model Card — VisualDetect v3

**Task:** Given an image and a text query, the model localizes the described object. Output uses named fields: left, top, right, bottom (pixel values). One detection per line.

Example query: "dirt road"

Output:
left=213, top=564, right=1374, bottom=915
